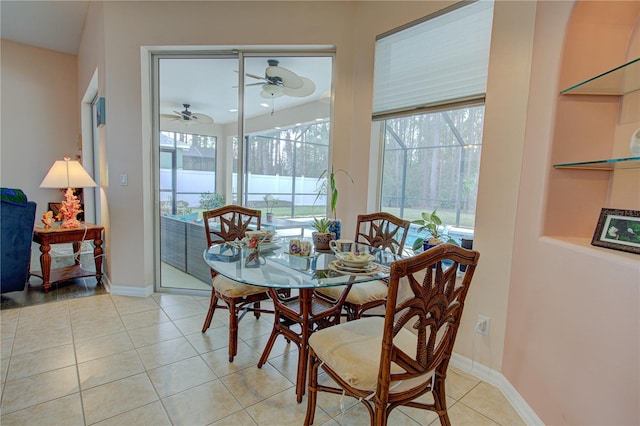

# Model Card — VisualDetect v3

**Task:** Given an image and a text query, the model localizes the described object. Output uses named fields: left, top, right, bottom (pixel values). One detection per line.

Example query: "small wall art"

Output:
left=591, top=208, right=640, bottom=254
left=96, top=97, right=106, bottom=127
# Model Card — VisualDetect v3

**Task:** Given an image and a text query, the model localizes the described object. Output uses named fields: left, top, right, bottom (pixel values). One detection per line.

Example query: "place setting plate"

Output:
left=328, top=260, right=382, bottom=276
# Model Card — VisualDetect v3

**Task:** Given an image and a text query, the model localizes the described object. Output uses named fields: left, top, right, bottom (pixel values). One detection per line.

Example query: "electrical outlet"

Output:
left=476, top=315, right=490, bottom=335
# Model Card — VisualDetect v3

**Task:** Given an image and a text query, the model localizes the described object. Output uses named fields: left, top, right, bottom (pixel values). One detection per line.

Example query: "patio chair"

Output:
left=305, top=243, right=480, bottom=426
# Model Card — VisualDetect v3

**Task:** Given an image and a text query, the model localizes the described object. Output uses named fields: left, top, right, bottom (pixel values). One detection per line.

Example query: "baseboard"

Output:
left=107, top=283, right=154, bottom=297
left=450, top=353, right=544, bottom=426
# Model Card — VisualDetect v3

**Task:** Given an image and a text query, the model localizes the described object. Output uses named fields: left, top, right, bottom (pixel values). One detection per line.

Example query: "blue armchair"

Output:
left=1, top=188, right=37, bottom=293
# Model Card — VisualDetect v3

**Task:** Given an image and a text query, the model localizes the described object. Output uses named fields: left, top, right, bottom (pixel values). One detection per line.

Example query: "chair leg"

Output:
left=344, top=303, right=360, bottom=321
left=304, top=351, right=320, bottom=426
left=433, top=377, right=451, bottom=426
left=254, top=300, right=261, bottom=319
left=201, top=290, right=219, bottom=333
left=350, top=304, right=361, bottom=321
left=257, top=326, right=279, bottom=368
left=295, top=328, right=309, bottom=402
left=228, top=299, right=238, bottom=362
left=373, top=402, right=389, bottom=426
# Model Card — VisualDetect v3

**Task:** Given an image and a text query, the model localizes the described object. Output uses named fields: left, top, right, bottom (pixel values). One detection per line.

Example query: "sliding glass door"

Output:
left=154, top=51, right=333, bottom=292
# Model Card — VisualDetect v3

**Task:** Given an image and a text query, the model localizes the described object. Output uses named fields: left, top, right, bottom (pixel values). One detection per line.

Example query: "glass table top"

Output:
left=203, top=239, right=399, bottom=289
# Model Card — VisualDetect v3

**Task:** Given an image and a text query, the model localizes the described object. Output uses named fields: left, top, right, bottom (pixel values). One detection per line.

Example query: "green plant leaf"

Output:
left=431, top=209, right=442, bottom=226
left=330, top=188, right=338, bottom=215
left=312, top=217, right=332, bottom=233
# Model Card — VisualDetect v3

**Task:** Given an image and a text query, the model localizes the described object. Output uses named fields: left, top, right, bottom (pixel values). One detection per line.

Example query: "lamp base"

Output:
left=61, top=218, right=81, bottom=228
left=58, top=188, right=84, bottom=228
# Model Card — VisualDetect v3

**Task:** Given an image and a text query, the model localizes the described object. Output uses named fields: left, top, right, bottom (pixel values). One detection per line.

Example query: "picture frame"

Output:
left=96, top=97, right=106, bottom=127
left=591, top=208, right=640, bottom=254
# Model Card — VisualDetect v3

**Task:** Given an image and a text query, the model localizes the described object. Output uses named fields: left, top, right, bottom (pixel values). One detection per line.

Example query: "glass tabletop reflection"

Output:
left=202, top=238, right=399, bottom=289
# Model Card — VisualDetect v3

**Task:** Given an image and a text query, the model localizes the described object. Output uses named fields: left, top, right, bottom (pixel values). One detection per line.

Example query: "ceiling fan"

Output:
left=246, top=59, right=316, bottom=99
left=160, top=104, right=213, bottom=125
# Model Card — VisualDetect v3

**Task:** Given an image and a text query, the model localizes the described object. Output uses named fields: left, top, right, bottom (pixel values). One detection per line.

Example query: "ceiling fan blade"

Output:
left=173, top=110, right=190, bottom=118
left=282, top=77, right=316, bottom=97
left=191, top=113, right=214, bottom=124
left=160, top=113, right=181, bottom=121
left=266, top=66, right=303, bottom=89
left=245, top=82, right=264, bottom=87
left=246, top=72, right=267, bottom=81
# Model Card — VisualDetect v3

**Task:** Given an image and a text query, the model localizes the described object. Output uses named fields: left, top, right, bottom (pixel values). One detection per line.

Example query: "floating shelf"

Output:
left=561, top=57, right=640, bottom=95
left=553, top=156, right=640, bottom=170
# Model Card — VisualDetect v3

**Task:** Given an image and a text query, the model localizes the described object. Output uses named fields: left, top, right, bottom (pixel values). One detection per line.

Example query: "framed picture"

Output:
left=96, top=97, right=106, bottom=127
left=591, top=208, right=640, bottom=254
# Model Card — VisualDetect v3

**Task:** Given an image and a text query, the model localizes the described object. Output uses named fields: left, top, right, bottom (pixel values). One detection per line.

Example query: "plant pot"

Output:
left=423, top=242, right=439, bottom=252
left=460, top=238, right=473, bottom=272
left=423, top=242, right=440, bottom=269
left=423, top=241, right=453, bottom=268
left=329, top=219, right=341, bottom=239
left=266, top=212, right=274, bottom=223
left=312, top=232, right=333, bottom=251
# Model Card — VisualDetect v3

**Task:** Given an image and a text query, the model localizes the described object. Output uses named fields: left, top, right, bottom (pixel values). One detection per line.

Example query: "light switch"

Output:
left=120, top=174, right=128, bottom=186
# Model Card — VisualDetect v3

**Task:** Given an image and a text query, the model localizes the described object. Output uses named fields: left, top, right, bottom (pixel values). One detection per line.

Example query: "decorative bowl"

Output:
left=335, top=251, right=374, bottom=268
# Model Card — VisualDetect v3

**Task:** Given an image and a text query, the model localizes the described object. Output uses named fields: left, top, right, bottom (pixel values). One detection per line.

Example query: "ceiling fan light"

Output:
left=261, top=84, right=283, bottom=98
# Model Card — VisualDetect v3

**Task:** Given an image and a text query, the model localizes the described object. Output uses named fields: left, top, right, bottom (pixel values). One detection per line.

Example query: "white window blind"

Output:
left=373, top=1, right=494, bottom=117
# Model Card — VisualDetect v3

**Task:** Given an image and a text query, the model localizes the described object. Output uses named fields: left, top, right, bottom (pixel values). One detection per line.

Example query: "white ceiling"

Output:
left=1, top=1, right=89, bottom=55
left=159, top=56, right=332, bottom=124
left=1, top=1, right=333, bottom=126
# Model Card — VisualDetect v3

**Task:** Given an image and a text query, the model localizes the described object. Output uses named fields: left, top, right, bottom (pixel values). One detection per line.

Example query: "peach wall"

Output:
left=0, top=40, right=80, bottom=217
left=76, top=1, right=112, bottom=279
left=506, top=2, right=640, bottom=424
left=453, top=1, right=537, bottom=371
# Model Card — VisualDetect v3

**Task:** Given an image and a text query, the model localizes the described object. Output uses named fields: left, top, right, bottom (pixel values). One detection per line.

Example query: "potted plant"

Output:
left=311, top=217, right=334, bottom=251
left=315, top=167, right=353, bottom=239
left=263, top=194, right=278, bottom=223
left=411, top=209, right=458, bottom=251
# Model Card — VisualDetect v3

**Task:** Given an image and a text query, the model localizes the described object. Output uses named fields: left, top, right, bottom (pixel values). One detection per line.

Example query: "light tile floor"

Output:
left=0, top=293, right=525, bottom=425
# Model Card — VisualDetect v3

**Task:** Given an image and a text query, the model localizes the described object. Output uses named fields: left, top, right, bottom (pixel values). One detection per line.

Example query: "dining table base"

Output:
left=257, top=287, right=347, bottom=403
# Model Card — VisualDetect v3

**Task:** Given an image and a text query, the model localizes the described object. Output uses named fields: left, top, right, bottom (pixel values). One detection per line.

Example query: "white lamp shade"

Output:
left=40, top=159, right=97, bottom=188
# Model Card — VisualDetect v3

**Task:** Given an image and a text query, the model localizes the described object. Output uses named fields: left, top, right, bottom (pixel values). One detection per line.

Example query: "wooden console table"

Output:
left=32, top=223, right=104, bottom=293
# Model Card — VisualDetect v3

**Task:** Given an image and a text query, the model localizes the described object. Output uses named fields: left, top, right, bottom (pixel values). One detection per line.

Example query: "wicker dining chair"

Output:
left=200, top=205, right=272, bottom=362
left=316, top=212, right=410, bottom=320
left=305, top=243, right=480, bottom=426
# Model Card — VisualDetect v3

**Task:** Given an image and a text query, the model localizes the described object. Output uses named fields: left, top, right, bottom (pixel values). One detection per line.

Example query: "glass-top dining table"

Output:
left=203, top=238, right=401, bottom=402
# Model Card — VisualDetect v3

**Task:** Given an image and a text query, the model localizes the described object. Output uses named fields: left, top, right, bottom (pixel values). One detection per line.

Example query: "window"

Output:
left=380, top=106, right=483, bottom=228
left=373, top=1, right=493, bottom=245
left=240, top=121, right=330, bottom=218
left=159, top=131, right=217, bottom=215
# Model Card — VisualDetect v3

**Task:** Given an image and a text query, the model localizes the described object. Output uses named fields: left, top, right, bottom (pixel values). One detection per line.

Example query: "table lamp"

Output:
left=40, top=157, right=97, bottom=228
